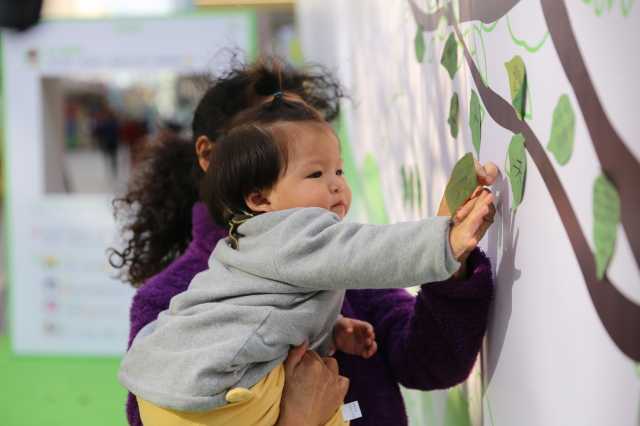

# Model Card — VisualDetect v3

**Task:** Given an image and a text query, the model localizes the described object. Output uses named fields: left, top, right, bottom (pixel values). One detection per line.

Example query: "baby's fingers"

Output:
left=464, top=193, right=494, bottom=246
left=363, top=341, right=378, bottom=359
left=471, top=191, right=494, bottom=219
left=453, top=196, right=476, bottom=224
left=358, top=323, right=375, bottom=340
left=473, top=200, right=497, bottom=241
left=476, top=161, right=500, bottom=186
left=453, top=186, right=492, bottom=223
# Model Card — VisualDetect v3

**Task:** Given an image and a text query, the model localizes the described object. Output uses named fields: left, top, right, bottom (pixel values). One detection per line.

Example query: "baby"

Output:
left=118, top=94, right=494, bottom=425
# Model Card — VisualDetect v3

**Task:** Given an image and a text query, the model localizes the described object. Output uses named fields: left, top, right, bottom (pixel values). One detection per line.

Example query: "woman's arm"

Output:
left=349, top=248, right=493, bottom=390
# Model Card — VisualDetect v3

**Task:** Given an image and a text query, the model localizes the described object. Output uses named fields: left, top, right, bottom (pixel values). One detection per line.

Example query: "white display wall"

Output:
left=297, top=1, right=640, bottom=424
left=3, top=12, right=255, bottom=355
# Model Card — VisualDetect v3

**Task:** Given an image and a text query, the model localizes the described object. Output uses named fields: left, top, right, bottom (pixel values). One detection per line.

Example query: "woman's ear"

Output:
left=245, top=191, right=272, bottom=213
left=195, top=136, right=214, bottom=172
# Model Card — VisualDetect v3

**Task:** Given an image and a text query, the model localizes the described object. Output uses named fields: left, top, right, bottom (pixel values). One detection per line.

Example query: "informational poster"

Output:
left=3, top=12, right=255, bottom=355
left=298, top=0, right=639, bottom=424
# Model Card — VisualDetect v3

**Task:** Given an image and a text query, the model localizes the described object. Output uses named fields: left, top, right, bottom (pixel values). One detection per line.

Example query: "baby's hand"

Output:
left=449, top=189, right=495, bottom=260
left=333, top=317, right=377, bottom=359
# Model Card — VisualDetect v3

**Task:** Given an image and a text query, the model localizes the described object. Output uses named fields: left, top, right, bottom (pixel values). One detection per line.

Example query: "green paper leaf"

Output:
left=504, top=55, right=527, bottom=120
left=506, top=133, right=527, bottom=208
left=547, top=94, right=576, bottom=165
left=469, top=90, right=483, bottom=155
left=445, top=152, right=478, bottom=216
left=441, top=32, right=458, bottom=80
left=592, top=174, right=620, bottom=280
left=448, top=92, right=460, bottom=138
left=415, top=26, right=426, bottom=63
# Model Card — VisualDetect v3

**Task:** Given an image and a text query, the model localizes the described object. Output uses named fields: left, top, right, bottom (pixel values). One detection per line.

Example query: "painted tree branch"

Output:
left=409, top=0, right=522, bottom=31
left=408, top=0, right=640, bottom=360
left=541, top=0, right=640, bottom=271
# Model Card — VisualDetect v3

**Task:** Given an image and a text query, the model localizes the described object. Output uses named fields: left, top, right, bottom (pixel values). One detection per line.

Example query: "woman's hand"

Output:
left=276, top=342, right=349, bottom=426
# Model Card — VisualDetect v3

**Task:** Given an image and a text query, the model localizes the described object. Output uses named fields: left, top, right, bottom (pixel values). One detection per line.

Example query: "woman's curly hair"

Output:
left=109, top=56, right=345, bottom=287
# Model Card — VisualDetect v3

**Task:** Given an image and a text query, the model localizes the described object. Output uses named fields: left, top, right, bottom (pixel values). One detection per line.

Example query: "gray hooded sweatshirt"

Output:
left=118, top=207, right=460, bottom=412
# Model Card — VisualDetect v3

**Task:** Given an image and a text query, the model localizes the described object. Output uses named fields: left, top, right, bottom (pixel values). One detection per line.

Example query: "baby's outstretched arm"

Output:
left=332, top=317, right=378, bottom=359
left=273, top=209, right=462, bottom=290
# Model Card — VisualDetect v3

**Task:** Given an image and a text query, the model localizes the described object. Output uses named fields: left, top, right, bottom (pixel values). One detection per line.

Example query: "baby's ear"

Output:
left=245, top=191, right=272, bottom=213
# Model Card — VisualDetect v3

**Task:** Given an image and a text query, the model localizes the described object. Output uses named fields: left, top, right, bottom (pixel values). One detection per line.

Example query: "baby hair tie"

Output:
left=227, top=211, right=254, bottom=249
left=271, top=91, right=284, bottom=105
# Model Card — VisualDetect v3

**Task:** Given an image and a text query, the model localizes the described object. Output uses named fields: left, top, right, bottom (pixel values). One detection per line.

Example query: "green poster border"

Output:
left=0, top=10, right=257, bottom=426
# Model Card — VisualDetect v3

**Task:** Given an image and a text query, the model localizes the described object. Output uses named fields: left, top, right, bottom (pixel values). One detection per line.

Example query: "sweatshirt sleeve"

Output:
left=273, top=208, right=461, bottom=290
left=314, top=316, right=339, bottom=357
left=349, top=248, right=493, bottom=389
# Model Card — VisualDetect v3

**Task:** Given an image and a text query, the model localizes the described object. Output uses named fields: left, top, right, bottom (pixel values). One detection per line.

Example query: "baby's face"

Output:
left=265, top=121, right=352, bottom=219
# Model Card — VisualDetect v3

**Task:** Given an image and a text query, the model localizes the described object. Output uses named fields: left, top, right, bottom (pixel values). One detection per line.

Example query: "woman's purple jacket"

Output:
left=125, top=203, right=493, bottom=426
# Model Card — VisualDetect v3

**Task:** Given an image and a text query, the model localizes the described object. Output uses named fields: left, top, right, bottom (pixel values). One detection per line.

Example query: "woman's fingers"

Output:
left=281, top=348, right=347, bottom=425
left=284, top=341, right=309, bottom=376
left=322, top=356, right=339, bottom=375
left=336, top=376, right=350, bottom=400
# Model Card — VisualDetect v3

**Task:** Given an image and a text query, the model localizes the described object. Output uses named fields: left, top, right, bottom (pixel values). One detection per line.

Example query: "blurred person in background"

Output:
left=92, top=103, right=120, bottom=179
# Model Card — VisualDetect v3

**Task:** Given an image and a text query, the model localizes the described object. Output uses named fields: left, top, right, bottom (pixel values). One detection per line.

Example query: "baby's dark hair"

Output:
left=109, top=56, right=345, bottom=287
left=201, top=95, right=324, bottom=226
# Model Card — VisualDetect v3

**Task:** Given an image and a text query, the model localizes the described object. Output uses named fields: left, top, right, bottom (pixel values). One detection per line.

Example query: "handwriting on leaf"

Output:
left=505, top=55, right=527, bottom=120
left=507, top=134, right=527, bottom=208
left=441, top=32, right=458, bottom=80
left=415, top=26, right=426, bottom=63
left=469, top=90, right=483, bottom=155
left=445, top=152, right=478, bottom=216
left=448, top=92, right=460, bottom=138
left=593, top=174, right=620, bottom=280
left=547, top=94, right=576, bottom=165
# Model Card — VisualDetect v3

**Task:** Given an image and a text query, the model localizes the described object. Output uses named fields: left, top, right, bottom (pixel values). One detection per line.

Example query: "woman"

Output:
left=111, top=58, right=495, bottom=426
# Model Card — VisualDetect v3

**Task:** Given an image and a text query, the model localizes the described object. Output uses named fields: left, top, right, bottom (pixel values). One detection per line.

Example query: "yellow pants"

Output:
left=137, top=363, right=348, bottom=426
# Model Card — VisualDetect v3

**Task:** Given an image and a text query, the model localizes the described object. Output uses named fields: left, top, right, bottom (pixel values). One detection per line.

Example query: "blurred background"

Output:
left=0, top=1, right=303, bottom=425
